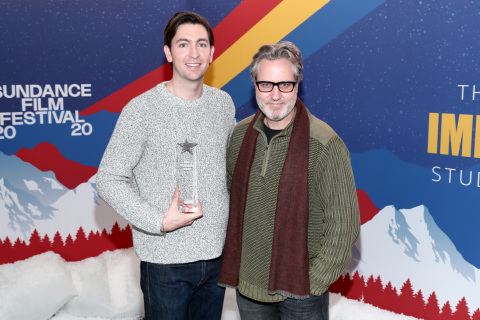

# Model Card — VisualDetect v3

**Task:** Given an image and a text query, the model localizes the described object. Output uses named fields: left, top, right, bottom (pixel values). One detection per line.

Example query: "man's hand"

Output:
left=161, top=188, right=203, bottom=233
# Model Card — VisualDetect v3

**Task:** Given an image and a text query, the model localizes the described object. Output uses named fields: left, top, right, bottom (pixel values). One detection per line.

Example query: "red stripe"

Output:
left=212, top=0, right=283, bottom=56
left=80, top=0, right=282, bottom=116
left=80, top=65, right=172, bottom=115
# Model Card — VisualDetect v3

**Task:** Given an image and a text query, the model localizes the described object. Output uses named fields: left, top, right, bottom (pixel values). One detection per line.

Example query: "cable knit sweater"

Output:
left=97, top=82, right=235, bottom=264
left=225, top=109, right=360, bottom=302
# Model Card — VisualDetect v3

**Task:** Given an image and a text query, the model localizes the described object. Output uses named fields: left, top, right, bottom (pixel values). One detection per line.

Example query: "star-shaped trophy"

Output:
left=178, top=139, right=197, bottom=155
left=175, top=139, right=198, bottom=212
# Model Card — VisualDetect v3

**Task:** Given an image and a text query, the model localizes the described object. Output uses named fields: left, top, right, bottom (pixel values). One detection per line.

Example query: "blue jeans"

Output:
left=236, top=290, right=329, bottom=320
left=140, top=257, right=225, bottom=320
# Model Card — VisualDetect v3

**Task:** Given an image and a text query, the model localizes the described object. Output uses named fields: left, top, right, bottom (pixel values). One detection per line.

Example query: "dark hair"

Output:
left=250, top=41, right=303, bottom=82
left=164, top=11, right=214, bottom=48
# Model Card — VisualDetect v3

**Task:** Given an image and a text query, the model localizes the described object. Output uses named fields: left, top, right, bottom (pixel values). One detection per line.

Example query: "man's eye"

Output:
left=179, top=43, right=187, bottom=48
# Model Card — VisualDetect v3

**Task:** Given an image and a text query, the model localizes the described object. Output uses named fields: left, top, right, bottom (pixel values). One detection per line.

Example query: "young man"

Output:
left=219, top=41, right=360, bottom=320
left=97, top=12, right=235, bottom=320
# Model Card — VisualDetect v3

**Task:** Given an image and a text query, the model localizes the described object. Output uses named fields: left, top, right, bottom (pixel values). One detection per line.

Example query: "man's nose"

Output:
left=270, top=85, right=282, bottom=99
left=189, top=46, right=200, bottom=58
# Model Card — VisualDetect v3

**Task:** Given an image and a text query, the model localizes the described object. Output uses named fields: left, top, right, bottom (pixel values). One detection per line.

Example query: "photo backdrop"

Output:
left=1, top=0, right=479, bottom=318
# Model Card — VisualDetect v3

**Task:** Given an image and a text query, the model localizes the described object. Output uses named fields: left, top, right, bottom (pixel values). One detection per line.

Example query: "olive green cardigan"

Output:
left=224, top=108, right=360, bottom=302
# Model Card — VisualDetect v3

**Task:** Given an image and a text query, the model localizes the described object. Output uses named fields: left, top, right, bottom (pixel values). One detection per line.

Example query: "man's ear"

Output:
left=209, top=46, right=215, bottom=63
left=164, top=45, right=173, bottom=63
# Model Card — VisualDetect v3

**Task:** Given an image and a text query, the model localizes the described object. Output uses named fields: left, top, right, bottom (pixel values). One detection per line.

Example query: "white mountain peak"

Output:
left=24, top=179, right=44, bottom=194
left=44, top=177, right=64, bottom=191
left=349, top=204, right=480, bottom=310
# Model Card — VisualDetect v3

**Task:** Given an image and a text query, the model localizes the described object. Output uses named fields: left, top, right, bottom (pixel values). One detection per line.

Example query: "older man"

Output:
left=219, top=41, right=360, bottom=320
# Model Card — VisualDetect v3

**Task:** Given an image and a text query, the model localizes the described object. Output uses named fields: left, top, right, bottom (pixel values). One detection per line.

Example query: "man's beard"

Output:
left=257, top=97, right=296, bottom=122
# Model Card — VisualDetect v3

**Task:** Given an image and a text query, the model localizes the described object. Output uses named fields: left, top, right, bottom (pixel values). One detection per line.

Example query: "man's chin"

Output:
left=266, top=113, right=287, bottom=122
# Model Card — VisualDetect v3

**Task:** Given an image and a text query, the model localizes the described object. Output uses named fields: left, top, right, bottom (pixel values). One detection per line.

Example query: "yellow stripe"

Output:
left=205, top=0, right=330, bottom=88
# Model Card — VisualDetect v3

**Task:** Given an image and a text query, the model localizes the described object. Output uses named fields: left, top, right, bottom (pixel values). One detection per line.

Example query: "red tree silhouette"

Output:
left=364, top=275, right=383, bottom=306
left=412, top=289, right=426, bottom=319
left=99, top=228, right=118, bottom=252
left=0, top=224, right=134, bottom=264
left=62, top=234, right=75, bottom=260
left=381, top=281, right=399, bottom=313
left=12, top=238, right=29, bottom=262
left=51, top=231, right=64, bottom=256
left=74, top=227, right=90, bottom=260
left=330, top=273, right=353, bottom=297
left=318, top=270, right=475, bottom=320
left=119, top=224, right=133, bottom=248
left=453, top=297, right=471, bottom=320
left=345, top=271, right=365, bottom=301
left=41, top=234, right=52, bottom=254
left=87, top=230, right=102, bottom=257
left=425, top=291, right=441, bottom=320
left=439, top=301, right=453, bottom=320
left=471, top=308, right=480, bottom=320
left=109, top=222, right=131, bottom=248
left=1, top=237, right=14, bottom=264
left=28, top=229, right=43, bottom=257
left=342, top=273, right=353, bottom=297
left=399, top=279, right=415, bottom=317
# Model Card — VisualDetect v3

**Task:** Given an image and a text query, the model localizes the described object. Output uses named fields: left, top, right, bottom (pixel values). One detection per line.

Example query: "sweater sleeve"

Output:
left=309, top=135, right=360, bottom=294
left=96, top=100, right=164, bottom=235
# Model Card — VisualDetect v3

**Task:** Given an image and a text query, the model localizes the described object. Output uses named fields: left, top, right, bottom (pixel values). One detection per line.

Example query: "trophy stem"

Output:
left=176, top=147, right=199, bottom=212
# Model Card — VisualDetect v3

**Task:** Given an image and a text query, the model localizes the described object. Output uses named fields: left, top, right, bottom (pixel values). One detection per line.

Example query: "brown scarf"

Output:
left=219, top=98, right=310, bottom=298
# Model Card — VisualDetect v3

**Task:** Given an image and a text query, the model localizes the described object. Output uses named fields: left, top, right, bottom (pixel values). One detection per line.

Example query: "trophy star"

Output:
left=178, top=139, right=198, bottom=155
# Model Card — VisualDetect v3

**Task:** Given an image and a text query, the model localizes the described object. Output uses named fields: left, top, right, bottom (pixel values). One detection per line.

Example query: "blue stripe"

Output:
left=222, top=0, right=386, bottom=109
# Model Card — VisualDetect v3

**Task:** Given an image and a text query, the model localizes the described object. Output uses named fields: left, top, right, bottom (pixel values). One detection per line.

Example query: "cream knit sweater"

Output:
left=97, top=82, right=235, bottom=264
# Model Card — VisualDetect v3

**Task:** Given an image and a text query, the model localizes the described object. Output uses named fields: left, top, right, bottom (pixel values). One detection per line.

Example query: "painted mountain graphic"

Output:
left=0, top=151, right=67, bottom=207
left=348, top=204, right=480, bottom=311
left=15, top=142, right=97, bottom=190
left=0, top=177, right=57, bottom=239
left=47, top=174, right=128, bottom=241
left=0, top=152, right=126, bottom=241
left=351, top=148, right=480, bottom=269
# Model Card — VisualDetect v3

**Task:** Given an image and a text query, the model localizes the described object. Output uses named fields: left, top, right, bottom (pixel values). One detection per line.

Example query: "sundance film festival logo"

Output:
left=0, top=84, right=92, bottom=139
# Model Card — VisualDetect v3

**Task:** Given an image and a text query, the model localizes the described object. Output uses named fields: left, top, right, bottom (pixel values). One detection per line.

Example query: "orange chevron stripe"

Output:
left=205, top=0, right=330, bottom=88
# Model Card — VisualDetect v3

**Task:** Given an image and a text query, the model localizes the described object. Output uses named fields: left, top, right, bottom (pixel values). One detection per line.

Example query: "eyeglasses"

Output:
left=255, top=81, right=297, bottom=93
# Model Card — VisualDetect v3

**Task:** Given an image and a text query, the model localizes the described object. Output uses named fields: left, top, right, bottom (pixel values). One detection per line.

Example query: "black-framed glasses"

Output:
left=255, top=81, right=297, bottom=93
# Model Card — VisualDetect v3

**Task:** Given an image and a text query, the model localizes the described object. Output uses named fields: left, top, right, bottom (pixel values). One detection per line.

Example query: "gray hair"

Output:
left=250, top=41, right=304, bottom=82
